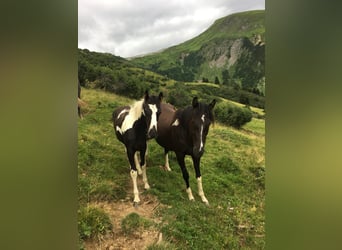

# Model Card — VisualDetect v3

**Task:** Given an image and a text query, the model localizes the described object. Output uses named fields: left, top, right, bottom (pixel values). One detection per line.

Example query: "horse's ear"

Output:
left=159, top=92, right=163, bottom=101
left=144, top=90, right=149, bottom=101
left=192, top=97, right=199, bottom=108
left=209, top=99, right=216, bottom=110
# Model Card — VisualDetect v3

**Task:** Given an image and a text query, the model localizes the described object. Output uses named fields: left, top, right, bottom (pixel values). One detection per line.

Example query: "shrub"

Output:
left=166, top=83, right=192, bottom=108
left=121, top=212, right=153, bottom=235
left=78, top=206, right=112, bottom=240
left=214, top=102, right=252, bottom=129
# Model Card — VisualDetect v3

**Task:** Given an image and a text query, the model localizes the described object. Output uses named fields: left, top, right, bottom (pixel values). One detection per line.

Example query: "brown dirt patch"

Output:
left=83, top=194, right=165, bottom=250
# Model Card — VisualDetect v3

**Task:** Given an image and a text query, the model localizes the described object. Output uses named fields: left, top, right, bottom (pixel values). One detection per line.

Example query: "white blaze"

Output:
left=199, top=115, right=205, bottom=151
left=148, top=104, right=158, bottom=132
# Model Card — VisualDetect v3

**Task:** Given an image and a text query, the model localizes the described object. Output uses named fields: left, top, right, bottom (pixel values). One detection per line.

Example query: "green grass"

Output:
left=78, top=206, right=112, bottom=240
left=78, top=88, right=265, bottom=249
left=121, top=213, right=154, bottom=236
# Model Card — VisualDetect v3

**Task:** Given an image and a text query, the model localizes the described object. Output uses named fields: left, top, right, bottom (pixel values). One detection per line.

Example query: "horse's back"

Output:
left=156, top=103, right=178, bottom=150
left=158, top=103, right=176, bottom=132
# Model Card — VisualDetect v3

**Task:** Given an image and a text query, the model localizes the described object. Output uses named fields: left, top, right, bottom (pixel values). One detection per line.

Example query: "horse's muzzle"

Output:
left=147, top=127, right=157, bottom=139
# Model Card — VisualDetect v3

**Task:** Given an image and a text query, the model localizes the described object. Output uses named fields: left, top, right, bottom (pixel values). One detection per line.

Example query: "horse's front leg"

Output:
left=140, top=143, right=150, bottom=190
left=192, top=156, right=209, bottom=205
left=176, top=152, right=194, bottom=201
left=127, top=147, right=140, bottom=205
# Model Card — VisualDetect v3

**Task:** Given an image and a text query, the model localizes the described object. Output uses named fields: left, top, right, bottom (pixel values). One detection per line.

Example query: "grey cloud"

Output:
left=78, top=0, right=265, bottom=57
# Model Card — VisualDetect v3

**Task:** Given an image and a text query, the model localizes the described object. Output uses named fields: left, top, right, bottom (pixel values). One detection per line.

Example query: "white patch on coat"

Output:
left=148, top=104, right=158, bottom=132
left=116, top=126, right=123, bottom=134
left=117, top=109, right=129, bottom=120
left=118, top=99, right=144, bottom=134
left=172, top=119, right=179, bottom=126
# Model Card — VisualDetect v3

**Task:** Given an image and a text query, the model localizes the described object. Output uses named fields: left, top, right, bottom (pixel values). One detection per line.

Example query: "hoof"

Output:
left=203, top=201, right=210, bottom=207
left=133, top=202, right=139, bottom=208
left=160, top=165, right=172, bottom=171
left=144, top=184, right=150, bottom=190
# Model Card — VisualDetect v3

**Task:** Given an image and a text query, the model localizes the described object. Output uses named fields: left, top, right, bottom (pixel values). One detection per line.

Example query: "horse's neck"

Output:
left=178, top=107, right=192, bottom=125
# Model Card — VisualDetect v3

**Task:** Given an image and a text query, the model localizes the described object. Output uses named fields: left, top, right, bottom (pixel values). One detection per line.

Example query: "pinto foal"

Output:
left=112, top=91, right=163, bottom=205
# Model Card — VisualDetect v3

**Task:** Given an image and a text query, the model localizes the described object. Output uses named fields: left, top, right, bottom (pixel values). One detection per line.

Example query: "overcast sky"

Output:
left=78, top=0, right=265, bottom=58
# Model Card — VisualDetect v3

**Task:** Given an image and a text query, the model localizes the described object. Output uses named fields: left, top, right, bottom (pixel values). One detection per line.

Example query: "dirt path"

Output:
left=84, top=194, right=164, bottom=250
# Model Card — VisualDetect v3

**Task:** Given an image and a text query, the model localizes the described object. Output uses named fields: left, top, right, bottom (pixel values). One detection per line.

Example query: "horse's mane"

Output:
left=175, top=103, right=215, bottom=127
left=129, top=99, right=144, bottom=120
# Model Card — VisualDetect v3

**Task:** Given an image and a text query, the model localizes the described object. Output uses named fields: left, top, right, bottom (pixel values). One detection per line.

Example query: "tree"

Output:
left=222, top=69, right=230, bottom=85
left=214, top=76, right=220, bottom=85
left=202, top=77, right=209, bottom=83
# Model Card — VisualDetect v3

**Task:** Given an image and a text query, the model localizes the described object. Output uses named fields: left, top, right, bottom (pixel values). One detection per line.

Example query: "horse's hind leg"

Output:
left=140, top=144, right=150, bottom=190
left=127, top=148, right=140, bottom=205
left=163, top=149, right=172, bottom=171
left=134, top=152, right=143, bottom=175
left=176, top=152, right=194, bottom=201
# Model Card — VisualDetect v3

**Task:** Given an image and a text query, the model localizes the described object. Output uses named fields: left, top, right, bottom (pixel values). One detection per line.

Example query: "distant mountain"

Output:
left=131, top=10, right=265, bottom=95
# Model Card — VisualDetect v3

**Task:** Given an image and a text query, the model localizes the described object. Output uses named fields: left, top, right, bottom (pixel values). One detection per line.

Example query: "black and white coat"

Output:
left=112, top=91, right=163, bottom=205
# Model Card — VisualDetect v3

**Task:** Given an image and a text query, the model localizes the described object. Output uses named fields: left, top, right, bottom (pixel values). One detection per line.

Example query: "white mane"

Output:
left=118, top=99, right=144, bottom=134
left=129, top=99, right=144, bottom=120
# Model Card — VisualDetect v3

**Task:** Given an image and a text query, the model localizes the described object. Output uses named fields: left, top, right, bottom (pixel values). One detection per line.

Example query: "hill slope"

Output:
left=131, top=10, right=265, bottom=94
left=78, top=47, right=265, bottom=108
left=78, top=88, right=265, bottom=249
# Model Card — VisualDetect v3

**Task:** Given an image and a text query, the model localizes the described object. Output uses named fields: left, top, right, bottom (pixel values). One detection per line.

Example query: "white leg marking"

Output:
left=186, top=187, right=195, bottom=201
left=197, top=177, right=209, bottom=204
left=130, top=170, right=140, bottom=203
left=134, top=152, right=142, bottom=175
left=165, top=153, right=171, bottom=171
left=172, top=119, right=179, bottom=126
left=148, top=104, right=158, bottom=133
left=141, top=164, right=150, bottom=190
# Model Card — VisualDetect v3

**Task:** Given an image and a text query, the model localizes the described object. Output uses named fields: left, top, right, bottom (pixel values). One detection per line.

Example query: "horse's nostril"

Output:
left=148, top=128, right=157, bottom=139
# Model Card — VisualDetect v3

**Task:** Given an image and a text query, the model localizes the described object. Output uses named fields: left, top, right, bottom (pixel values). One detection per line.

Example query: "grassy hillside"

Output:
left=131, top=10, right=265, bottom=93
left=78, top=88, right=265, bottom=249
left=78, top=48, right=176, bottom=99
left=78, top=47, right=265, bottom=109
